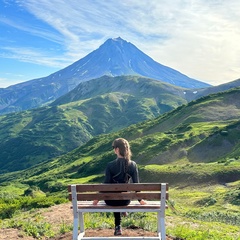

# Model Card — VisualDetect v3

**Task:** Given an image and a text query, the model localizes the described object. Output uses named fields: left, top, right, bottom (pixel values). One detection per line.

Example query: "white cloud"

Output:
left=1, top=0, right=240, bottom=85
left=0, top=46, right=69, bottom=67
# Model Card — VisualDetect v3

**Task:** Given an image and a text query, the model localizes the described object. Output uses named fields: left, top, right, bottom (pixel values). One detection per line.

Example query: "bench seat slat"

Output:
left=77, top=201, right=165, bottom=210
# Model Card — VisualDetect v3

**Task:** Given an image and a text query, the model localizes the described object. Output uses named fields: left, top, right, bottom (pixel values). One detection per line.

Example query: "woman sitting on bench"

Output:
left=93, top=137, right=146, bottom=236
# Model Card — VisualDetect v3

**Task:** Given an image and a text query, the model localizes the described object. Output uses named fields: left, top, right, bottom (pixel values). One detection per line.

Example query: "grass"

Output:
left=0, top=154, right=239, bottom=239
left=0, top=181, right=239, bottom=240
left=140, top=159, right=240, bottom=184
left=165, top=184, right=240, bottom=239
left=1, top=211, right=56, bottom=239
left=1, top=211, right=239, bottom=240
left=0, top=194, right=68, bottom=220
left=167, top=221, right=239, bottom=240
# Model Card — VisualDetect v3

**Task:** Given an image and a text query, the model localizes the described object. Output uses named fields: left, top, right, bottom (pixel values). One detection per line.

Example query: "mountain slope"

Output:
left=57, top=37, right=209, bottom=89
left=0, top=87, right=240, bottom=187
left=0, top=76, right=187, bottom=173
left=0, top=37, right=209, bottom=115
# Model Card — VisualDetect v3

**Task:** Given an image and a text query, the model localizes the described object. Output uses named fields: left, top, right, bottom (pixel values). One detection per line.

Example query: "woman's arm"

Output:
left=131, top=162, right=140, bottom=183
left=131, top=162, right=147, bottom=204
left=104, top=164, right=112, bottom=183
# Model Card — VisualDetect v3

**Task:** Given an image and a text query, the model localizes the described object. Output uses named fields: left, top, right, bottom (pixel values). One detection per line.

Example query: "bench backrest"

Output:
left=68, top=183, right=168, bottom=201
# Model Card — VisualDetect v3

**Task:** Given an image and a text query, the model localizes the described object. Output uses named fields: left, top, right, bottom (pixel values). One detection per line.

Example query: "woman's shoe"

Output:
left=114, top=225, right=122, bottom=235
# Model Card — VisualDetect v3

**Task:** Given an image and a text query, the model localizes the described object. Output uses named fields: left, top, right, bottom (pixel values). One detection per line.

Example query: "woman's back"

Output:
left=104, top=158, right=139, bottom=184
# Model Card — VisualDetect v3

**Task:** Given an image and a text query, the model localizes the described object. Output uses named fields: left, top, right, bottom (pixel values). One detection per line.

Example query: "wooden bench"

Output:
left=68, top=183, right=168, bottom=240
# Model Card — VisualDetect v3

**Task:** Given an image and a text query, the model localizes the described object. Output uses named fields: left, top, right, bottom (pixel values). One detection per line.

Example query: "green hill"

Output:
left=51, top=75, right=187, bottom=106
left=1, top=87, right=240, bottom=188
left=0, top=76, right=187, bottom=173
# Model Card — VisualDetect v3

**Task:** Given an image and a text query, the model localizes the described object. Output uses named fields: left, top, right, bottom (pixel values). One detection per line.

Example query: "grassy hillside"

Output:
left=0, top=87, right=240, bottom=239
left=1, top=87, right=240, bottom=186
left=0, top=76, right=188, bottom=173
left=51, top=75, right=187, bottom=106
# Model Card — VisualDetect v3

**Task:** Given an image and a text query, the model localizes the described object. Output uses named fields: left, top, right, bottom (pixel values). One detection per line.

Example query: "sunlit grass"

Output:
left=0, top=181, right=239, bottom=240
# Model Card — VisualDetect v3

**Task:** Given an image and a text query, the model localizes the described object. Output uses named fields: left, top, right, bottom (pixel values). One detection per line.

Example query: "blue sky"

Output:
left=1, top=0, right=240, bottom=88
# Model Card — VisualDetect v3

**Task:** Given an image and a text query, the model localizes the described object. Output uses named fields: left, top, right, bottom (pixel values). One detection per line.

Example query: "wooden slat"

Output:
left=78, top=204, right=161, bottom=209
left=79, top=192, right=161, bottom=200
left=68, top=183, right=168, bottom=192
left=71, top=203, right=168, bottom=210
left=76, top=201, right=164, bottom=210
left=69, top=192, right=169, bottom=201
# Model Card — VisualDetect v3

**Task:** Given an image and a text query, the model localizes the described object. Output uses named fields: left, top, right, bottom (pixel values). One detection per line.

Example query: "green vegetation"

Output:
left=0, top=192, right=67, bottom=220
left=0, top=76, right=187, bottom=173
left=0, top=184, right=239, bottom=239
left=0, top=86, right=240, bottom=239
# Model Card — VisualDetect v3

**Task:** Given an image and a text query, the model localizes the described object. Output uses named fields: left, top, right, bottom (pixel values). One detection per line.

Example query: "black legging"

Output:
left=105, top=200, right=130, bottom=226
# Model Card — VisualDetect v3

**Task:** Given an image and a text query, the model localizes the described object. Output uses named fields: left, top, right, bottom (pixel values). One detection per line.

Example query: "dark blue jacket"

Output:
left=104, top=158, right=139, bottom=184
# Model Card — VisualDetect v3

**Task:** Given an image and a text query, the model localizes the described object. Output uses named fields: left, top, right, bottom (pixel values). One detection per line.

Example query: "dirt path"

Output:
left=0, top=203, right=175, bottom=240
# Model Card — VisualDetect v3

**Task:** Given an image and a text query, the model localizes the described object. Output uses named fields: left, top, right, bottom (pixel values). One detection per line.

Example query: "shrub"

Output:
left=59, top=220, right=73, bottom=234
left=224, top=188, right=240, bottom=206
left=195, top=196, right=217, bottom=206
left=0, top=203, right=20, bottom=219
left=184, top=210, right=240, bottom=226
left=24, top=221, right=54, bottom=238
left=22, top=196, right=67, bottom=209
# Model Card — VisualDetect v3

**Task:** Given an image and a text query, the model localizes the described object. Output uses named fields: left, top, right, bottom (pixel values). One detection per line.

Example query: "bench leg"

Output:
left=79, top=212, right=85, bottom=234
left=72, top=212, right=85, bottom=240
left=157, top=212, right=166, bottom=240
left=72, top=216, right=79, bottom=240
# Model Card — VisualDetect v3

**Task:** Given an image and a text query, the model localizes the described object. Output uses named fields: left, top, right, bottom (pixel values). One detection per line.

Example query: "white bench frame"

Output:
left=69, top=183, right=168, bottom=240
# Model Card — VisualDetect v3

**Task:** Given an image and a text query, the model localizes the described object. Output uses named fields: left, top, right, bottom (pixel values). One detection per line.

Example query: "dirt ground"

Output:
left=0, top=203, right=176, bottom=240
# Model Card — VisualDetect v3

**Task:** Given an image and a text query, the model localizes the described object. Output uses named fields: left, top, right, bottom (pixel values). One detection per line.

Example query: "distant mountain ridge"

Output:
left=184, top=78, right=240, bottom=101
left=0, top=37, right=210, bottom=115
left=51, top=75, right=187, bottom=106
